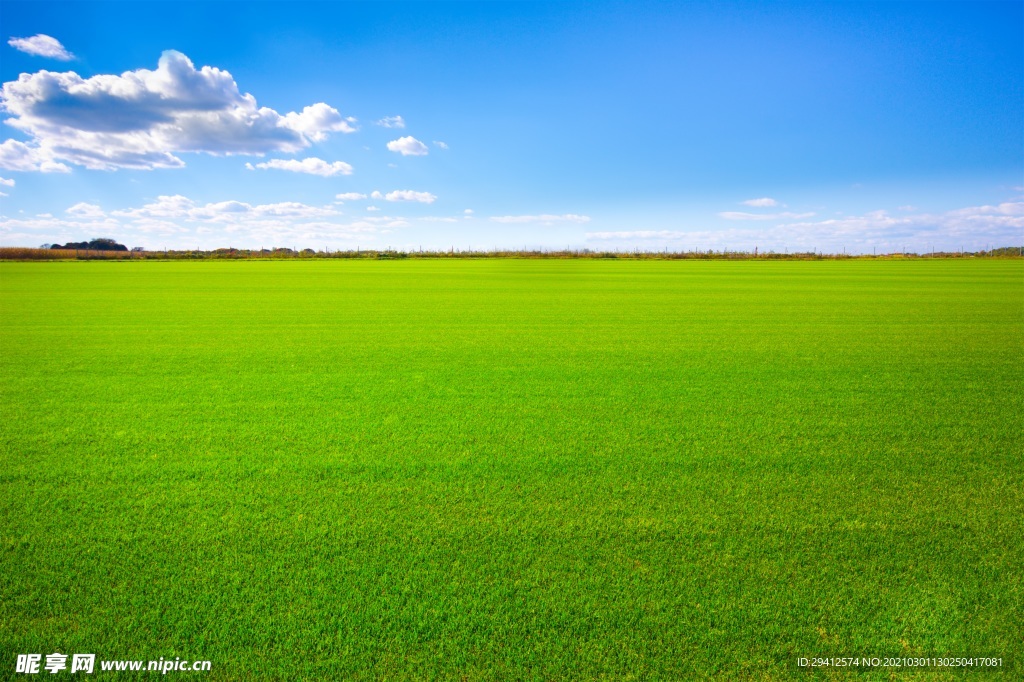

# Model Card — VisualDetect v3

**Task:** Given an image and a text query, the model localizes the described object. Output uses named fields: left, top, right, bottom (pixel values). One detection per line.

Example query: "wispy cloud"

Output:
left=741, top=197, right=779, bottom=207
left=375, top=115, right=405, bottom=129
left=385, top=190, right=436, bottom=204
left=0, top=193, right=405, bottom=249
left=490, top=214, right=591, bottom=224
left=718, top=211, right=815, bottom=221
left=587, top=202, right=1024, bottom=252
left=433, top=141, right=449, bottom=150
left=8, top=34, right=74, bottom=60
left=335, top=192, right=367, bottom=202
left=587, top=230, right=687, bottom=240
left=110, top=195, right=339, bottom=221
left=246, top=157, right=353, bottom=177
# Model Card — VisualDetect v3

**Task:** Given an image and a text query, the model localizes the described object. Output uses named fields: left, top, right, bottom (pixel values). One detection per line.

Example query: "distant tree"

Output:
left=51, top=238, right=128, bottom=251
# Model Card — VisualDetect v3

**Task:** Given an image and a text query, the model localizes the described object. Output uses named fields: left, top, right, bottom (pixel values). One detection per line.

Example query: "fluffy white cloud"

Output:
left=386, top=136, right=429, bottom=156
left=0, top=176, right=13, bottom=187
left=335, top=192, right=367, bottom=202
left=370, top=191, right=383, bottom=199
left=433, top=141, right=449, bottom=150
left=0, top=139, right=71, bottom=172
left=0, top=50, right=356, bottom=170
left=384, top=190, right=436, bottom=204
left=66, top=202, right=104, bottom=218
left=718, top=211, right=815, bottom=221
left=375, top=115, right=405, bottom=128
left=8, top=35, right=74, bottom=60
left=283, top=104, right=357, bottom=141
left=742, top=197, right=779, bottom=207
left=490, top=214, right=591, bottom=224
left=246, top=157, right=353, bottom=177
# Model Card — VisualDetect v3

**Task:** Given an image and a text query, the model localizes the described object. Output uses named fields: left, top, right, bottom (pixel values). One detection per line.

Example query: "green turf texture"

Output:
left=1, top=260, right=1021, bottom=680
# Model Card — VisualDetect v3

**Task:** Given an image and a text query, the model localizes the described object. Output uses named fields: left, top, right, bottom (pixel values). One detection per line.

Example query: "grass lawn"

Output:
left=1, top=259, right=1021, bottom=679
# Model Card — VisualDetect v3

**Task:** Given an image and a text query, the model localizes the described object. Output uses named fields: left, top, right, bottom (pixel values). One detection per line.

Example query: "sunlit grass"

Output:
left=2, top=259, right=1021, bottom=679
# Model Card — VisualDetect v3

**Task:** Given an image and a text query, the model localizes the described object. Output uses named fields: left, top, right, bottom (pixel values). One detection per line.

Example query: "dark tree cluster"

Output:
left=51, top=238, right=128, bottom=251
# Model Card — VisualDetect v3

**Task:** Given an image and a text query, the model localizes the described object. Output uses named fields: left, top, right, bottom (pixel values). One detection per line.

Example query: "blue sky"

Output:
left=1, top=0, right=1021, bottom=252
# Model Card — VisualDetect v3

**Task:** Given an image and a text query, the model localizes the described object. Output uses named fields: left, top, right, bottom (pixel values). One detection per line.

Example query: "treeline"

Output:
left=48, top=238, right=129, bottom=251
left=2, top=245, right=1022, bottom=261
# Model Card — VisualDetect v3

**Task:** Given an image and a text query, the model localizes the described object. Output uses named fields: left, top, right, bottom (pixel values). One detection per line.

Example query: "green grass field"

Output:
left=1, top=259, right=1021, bottom=680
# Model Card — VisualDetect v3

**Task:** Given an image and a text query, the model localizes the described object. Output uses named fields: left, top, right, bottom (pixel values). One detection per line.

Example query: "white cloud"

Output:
left=110, top=195, right=194, bottom=218
left=335, top=192, right=367, bottom=202
left=945, top=202, right=1024, bottom=218
left=384, top=190, right=436, bottom=204
left=386, top=136, right=429, bottom=156
left=370, top=191, right=383, bottom=200
left=0, top=177, right=14, bottom=187
left=767, top=205, right=1024, bottom=250
left=421, top=217, right=458, bottom=223
left=0, top=214, right=125, bottom=243
left=366, top=206, right=380, bottom=211
left=586, top=202, right=1024, bottom=253
left=718, top=211, right=815, bottom=221
left=490, top=214, right=591, bottom=224
left=0, top=50, right=356, bottom=170
left=433, top=141, right=449, bottom=150
left=0, top=192, right=418, bottom=249
left=246, top=157, right=353, bottom=177
left=110, top=194, right=338, bottom=221
left=588, top=230, right=688, bottom=240
left=360, top=215, right=408, bottom=226
left=742, top=197, right=779, bottom=207
left=375, top=115, right=405, bottom=129
left=8, top=35, right=74, bottom=60
left=463, top=209, right=473, bottom=215
left=283, top=104, right=357, bottom=140
left=0, top=139, right=71, bottom=172
left=66, top=202, right=104, bottom=218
